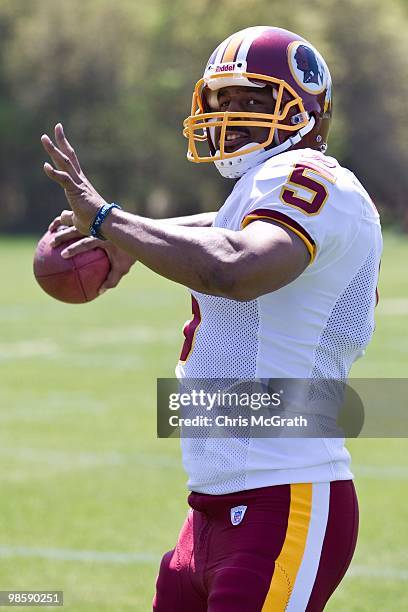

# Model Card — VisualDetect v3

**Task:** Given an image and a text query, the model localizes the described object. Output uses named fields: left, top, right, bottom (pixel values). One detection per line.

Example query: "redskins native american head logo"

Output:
left=288, top=41, right=329, bottom=95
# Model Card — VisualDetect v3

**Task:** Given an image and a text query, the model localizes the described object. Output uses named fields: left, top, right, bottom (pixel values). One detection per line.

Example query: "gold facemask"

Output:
left=183, top=72, right=309, bottom=163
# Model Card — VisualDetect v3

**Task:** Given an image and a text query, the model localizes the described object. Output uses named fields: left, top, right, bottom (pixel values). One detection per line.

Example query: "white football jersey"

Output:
left=176, top=148, right=382, bottom=494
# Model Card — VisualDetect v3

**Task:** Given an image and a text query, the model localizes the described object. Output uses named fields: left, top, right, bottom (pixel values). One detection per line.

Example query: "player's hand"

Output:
left=50, top=219, right=137, bottom=294
left=41, top=123, right=106, bottom=235
left=48, top=215, right=82, bottom=237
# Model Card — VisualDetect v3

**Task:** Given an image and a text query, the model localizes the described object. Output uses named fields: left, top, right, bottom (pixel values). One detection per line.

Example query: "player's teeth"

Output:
left=226, top=134, right=241, bottom=141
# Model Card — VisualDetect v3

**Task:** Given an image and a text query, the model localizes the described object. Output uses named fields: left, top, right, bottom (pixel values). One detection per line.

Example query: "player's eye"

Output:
left=248, top=98, right=261, bottom=107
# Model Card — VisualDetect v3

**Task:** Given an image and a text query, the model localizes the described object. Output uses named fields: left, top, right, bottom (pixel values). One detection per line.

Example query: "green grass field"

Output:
left=0, top=231, right=407, bottom=611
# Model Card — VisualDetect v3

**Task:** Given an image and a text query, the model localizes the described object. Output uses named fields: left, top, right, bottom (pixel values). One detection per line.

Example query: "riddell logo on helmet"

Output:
left=215, top=63, right=236, bottom=72
left=206, top=61, right=246, bottom=76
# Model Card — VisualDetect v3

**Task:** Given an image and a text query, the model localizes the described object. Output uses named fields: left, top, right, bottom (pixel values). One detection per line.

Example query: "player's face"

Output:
left=208, top=86, right=275, bottom=153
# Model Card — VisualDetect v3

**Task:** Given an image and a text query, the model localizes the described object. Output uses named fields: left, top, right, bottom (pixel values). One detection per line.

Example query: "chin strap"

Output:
left=214, top=116, right=316, bottom=179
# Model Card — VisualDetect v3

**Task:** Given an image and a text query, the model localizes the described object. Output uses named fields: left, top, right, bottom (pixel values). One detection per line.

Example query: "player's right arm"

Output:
left=48, top=211, right=217, bottom=293
left=160, top=212, right=217, bottom=227
left=49, top=211, right=216, bottom=235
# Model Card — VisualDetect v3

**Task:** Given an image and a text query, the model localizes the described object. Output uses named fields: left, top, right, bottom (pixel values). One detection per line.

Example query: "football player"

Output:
left=42, top=26, right=382, bottom=611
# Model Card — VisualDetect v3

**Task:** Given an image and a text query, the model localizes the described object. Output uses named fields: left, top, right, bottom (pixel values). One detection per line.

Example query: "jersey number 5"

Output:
left=280, top=158, right=336, bottom=216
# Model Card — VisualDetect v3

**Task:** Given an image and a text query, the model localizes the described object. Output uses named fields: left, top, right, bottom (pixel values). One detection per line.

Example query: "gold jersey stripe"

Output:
left=261, top=483, right=313, bottom=611
left=242, top=214, right=317, bottom=263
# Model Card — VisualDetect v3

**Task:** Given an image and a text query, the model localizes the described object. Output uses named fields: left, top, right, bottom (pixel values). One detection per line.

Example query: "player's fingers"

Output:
left=41, top=135, right=82, bottom=184
left=48, top=216, right=63, bottom=232
left=50, top=225, right=84, bottom=247
left=54, top=123, right=82, bottom=175
left=43, top=162, right=79, bottom=190
left=59, top=209, right=75, bottom=228
left=61, top=236, right=98, bottom=259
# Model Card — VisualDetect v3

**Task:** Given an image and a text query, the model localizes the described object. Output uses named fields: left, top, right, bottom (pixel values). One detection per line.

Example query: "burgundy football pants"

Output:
left=153, top=480, right=358, bottom=611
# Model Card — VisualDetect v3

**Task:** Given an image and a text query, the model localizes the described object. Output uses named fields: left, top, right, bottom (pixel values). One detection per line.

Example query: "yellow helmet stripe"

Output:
left=221, top=31, right=246, bottom=63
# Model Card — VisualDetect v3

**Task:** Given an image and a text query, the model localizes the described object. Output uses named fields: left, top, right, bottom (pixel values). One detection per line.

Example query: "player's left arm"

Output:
left=42, top=125, right=309, bottom=300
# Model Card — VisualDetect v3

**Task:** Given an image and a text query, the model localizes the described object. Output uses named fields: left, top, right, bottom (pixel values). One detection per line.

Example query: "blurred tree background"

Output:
left=0, top=0, right=407, bottom=234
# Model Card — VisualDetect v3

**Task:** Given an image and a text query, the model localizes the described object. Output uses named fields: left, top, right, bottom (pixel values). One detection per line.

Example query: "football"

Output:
left=33, top=229, right=111, bottom=304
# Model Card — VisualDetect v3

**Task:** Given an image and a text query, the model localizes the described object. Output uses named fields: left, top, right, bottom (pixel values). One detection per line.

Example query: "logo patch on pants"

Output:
left=230, top=505, right=247, bottom=526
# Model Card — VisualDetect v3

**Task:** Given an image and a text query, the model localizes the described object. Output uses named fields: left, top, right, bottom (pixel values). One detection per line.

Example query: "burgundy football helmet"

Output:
left=183, top=26, right=332, bottom=178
